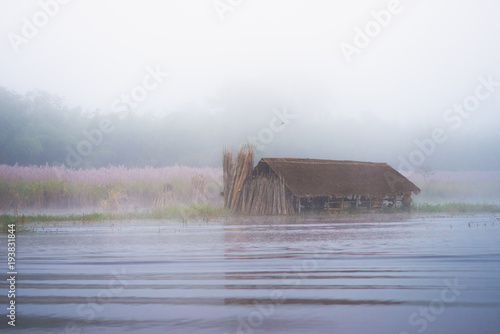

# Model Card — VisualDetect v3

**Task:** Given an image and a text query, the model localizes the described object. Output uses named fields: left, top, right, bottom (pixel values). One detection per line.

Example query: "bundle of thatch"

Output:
left=222, top=145, right=254, bottom=212
left=222, top=149, right=233, bottom=208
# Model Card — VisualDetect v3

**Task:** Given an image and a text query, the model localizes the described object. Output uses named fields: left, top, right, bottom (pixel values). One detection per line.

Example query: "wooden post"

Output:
left=298, top=198, right=301, bottom=214
left=355, top=194, right=359, bottom=208
left=341, top=197, right=344, bottom=211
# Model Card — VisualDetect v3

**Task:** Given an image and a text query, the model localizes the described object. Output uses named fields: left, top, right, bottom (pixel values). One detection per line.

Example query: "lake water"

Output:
left=1, top=214, right=500, bottom=333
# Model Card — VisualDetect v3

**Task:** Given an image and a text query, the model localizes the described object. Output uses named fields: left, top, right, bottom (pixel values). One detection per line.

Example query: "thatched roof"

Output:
left=254, top=158, right=420, bottom=198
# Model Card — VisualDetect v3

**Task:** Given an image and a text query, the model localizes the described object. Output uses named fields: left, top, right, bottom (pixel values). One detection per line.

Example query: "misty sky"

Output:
left=1, top=0, right=499, bottom=169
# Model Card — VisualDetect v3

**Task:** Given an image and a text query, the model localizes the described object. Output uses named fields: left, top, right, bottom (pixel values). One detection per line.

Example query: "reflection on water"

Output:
left=1, top=214, right=500, bottom=333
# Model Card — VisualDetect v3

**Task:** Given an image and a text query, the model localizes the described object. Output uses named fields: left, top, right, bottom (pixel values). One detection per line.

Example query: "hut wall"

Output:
left=239, top=172, right=295, bottom=215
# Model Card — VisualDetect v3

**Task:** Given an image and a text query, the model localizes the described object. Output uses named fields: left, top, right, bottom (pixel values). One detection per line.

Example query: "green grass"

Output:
left=411, top=202, right=500, bottom=213
left=2, top=201, right=499, bottom=233
left=337, top=202, right=500, bottom=214
left=1, top=212, right=36, bottom=233
left=1, top=215, right=13, bottom=233
left=0, top=203, right=229, bottom=232
left=149, top=203, right=227, bottom=220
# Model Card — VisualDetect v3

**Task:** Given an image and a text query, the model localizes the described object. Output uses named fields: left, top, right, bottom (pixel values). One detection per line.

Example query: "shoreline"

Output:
left=2, top=202, right=500, bottom=232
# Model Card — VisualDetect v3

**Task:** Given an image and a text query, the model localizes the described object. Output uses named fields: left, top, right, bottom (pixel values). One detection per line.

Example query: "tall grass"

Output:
left=0, top=164, right=223, bottom=210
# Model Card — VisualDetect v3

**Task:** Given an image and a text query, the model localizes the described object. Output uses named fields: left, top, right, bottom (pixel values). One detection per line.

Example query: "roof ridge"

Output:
left=261, top=158, right=387, bottom=165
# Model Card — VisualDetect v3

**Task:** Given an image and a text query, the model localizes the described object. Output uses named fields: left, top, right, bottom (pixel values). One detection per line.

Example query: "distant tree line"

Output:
left=1, top=86, right=499, bottom=170
left=0, top=87, right=226, bottom=168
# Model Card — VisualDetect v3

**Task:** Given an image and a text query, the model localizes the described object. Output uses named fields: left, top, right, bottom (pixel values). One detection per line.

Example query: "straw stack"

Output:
left=222, top=145, right=254, bottom=212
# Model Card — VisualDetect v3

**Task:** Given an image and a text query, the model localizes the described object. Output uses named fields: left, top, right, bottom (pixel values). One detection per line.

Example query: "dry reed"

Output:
left=223, top=145, right=254, bottom=213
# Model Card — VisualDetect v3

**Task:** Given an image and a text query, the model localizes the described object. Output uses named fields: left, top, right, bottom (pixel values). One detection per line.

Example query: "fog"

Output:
left=1, top=0, right=499, bottom=170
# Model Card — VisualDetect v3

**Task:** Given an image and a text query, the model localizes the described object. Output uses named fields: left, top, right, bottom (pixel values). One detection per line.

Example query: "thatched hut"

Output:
left=223, top=149, right=420, bottom=214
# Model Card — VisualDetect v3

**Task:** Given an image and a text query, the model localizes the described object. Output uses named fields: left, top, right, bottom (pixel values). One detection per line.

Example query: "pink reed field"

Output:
left=0, top=164, right=223, bottom=211
left=0, top=164, right=221, bottom=184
